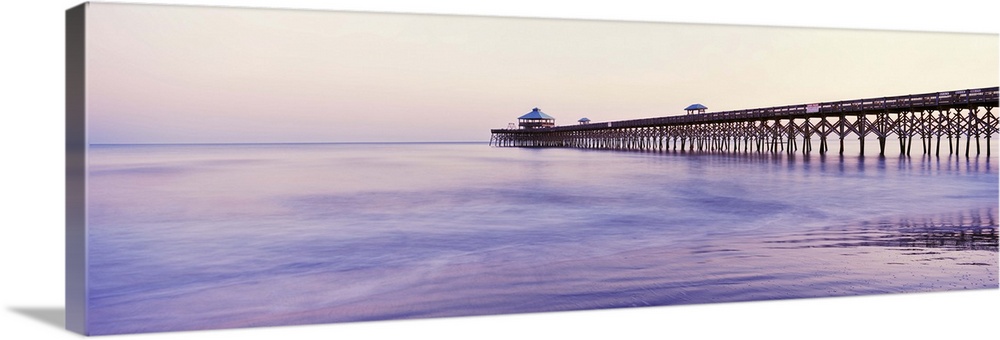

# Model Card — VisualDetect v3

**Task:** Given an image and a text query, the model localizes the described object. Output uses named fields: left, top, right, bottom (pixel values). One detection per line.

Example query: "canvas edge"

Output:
left=66, top=1, right=89, bottom=335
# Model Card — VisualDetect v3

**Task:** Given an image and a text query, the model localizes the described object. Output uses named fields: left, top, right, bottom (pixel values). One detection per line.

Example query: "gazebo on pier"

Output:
left=518, top=107, right=555, bottom=129
left=578, top=117, right=591, bottom=125
left=685, top=103, right=707, bottom=115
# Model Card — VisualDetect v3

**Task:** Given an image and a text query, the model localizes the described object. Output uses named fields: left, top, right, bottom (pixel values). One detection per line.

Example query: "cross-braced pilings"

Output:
left=490, top=87, right=1000, bottom=157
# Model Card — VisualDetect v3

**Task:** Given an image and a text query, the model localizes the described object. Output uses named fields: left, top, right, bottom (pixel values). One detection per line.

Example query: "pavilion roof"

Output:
left=518, top=107, right=555, bottom=120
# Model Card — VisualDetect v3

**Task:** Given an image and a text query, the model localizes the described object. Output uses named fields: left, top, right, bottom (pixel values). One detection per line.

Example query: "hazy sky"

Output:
left=85, top=3, right=999, bottom=144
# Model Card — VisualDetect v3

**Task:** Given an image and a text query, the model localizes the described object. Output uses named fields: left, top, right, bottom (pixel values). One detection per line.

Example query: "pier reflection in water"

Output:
left=767, top=208, right=998, bottom=252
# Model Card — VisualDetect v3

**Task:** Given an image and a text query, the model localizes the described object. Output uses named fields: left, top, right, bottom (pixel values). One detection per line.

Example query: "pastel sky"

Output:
left=85, top=3, right=999, bottom=144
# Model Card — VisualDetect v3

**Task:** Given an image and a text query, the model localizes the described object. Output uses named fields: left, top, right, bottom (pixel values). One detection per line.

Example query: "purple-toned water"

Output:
left=85, top=141, right=998, bottom=334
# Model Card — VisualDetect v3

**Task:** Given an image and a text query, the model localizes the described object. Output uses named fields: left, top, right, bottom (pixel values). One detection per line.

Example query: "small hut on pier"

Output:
left=578, top=117, right=591, bottom=125
left=685, top=103, right=707, bottom=115
left=518, top=107, right=555, bottom=129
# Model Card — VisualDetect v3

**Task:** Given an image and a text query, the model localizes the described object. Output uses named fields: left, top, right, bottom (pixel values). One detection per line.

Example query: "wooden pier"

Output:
left=490, top=87, right=1000, bottom=157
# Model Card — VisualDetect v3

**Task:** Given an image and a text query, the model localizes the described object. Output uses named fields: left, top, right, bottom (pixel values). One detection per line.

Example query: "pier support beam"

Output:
left=878, top=136, right=886, bottom=157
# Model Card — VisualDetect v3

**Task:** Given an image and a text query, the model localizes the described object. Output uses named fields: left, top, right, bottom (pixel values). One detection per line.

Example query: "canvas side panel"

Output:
left=66, top=2, right=88, bottom=335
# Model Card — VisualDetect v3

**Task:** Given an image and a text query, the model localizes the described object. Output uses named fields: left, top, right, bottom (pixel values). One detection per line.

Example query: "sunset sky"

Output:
left=85, top=2, right=999, bottom=144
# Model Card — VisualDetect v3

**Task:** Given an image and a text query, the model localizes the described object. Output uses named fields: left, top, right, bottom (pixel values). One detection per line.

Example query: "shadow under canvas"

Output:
left=9, top=307, right=67, bottom=330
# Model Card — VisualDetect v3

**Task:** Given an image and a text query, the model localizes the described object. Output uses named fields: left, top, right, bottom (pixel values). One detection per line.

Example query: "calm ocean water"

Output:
left=86, top=141, right=998, bottom=334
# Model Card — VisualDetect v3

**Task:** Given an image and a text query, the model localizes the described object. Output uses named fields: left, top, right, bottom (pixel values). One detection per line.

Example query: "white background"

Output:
left=1, top=1, right=997, bottom=339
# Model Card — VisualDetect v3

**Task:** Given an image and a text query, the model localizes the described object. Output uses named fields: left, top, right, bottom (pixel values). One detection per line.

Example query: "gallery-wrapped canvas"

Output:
left=66, top=2, right=998, bottom=336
